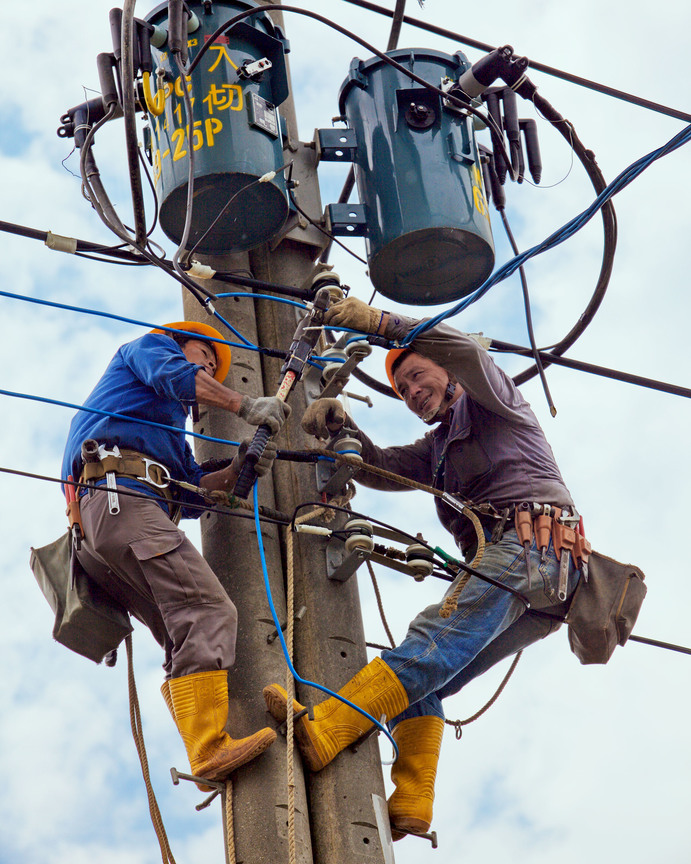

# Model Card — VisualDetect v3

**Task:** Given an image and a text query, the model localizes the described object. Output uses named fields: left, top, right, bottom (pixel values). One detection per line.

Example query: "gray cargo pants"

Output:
left=76, top=486, right=237, bottom=678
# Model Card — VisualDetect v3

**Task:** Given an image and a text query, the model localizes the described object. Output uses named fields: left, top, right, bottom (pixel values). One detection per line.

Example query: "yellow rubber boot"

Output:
left=160, top=680, right=174, bottom=719
left=168, top=670, right=276, bottom=787
left=263, top=657, right=408, bottom=772
left=388, top=715, right=445, bottom=840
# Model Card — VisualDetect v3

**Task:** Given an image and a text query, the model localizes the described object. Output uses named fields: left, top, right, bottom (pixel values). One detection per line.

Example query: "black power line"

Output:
left=338, top=0, right=691, bottom=123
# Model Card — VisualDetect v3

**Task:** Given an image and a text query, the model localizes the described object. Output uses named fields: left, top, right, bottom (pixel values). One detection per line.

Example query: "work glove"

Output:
left=238, top=395, right=291, bottom=433
left=302, top=398, right=346, bottom=440
left=324, top=297, right=384, bottom=335
left=232, top=438, right=278, bottom=477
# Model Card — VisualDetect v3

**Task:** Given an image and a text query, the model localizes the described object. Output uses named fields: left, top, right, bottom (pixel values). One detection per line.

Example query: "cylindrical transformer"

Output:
left=144, top=0, right=290, bottom=253
left=338, top=49, right=495, bottom=305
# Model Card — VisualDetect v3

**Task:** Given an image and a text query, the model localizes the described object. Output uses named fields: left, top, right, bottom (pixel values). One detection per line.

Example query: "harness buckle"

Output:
left=135, top=458, right=171, bottom=489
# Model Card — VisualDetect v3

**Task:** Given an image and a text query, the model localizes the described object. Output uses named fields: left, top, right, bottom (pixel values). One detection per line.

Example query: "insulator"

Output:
left=345, top=339, right=372, bottom=359
left=335, top=437, right=362, bottom=460
left=405, top=543, right=434, bottom=581
left=344, top=518, right=374, bottom=554
left=319, top=347, right=348, bottom=384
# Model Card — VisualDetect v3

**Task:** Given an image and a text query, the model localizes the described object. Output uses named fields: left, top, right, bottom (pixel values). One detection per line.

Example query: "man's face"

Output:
left=394, top=352, right=452, bottom=421
left=182, top=339, right=218, bottom=378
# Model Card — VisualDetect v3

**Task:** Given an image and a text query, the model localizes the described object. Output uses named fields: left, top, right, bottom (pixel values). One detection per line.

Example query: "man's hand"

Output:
left=233, top=438, right=278, bottom=477
left=200, top=439, right=278, bottom=494
left=238, top=395, right=291, bottom=433
left=302, top=398, right=346, bottom=440
left=324, top=297, right=384, bottom=335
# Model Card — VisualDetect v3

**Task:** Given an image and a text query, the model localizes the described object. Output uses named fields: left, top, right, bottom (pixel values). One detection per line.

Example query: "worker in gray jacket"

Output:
left=263, top=297, right=587, bottom=840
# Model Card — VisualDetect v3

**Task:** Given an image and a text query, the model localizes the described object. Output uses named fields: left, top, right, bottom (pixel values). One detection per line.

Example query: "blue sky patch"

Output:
left=0, top=106, right=34, bottom=156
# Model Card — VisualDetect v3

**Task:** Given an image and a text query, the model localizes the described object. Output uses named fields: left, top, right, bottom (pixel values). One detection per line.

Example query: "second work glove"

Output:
left=324, top=297, right=385, bottom=335
left=302, top=398, right=346, bottom=440
left=238, top=395, right=291, bottom=433
left=232, top=439, right=278, bottom=477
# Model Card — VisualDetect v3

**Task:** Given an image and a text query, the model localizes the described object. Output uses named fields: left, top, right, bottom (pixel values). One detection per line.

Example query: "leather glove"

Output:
left=324, top=297, right=384, bottom=334
left=232, top=439, right=278, bottom=477
left=238, top=395, right=291, bottom=433
left=302, top=398, right=346, bottom=440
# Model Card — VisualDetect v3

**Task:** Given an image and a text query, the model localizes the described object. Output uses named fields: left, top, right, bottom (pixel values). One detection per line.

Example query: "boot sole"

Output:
left=196, top=727, right=277, bottom=787
left=389, top=815, right=431, bottom=838
left=263, top=685, right=328, bottom=772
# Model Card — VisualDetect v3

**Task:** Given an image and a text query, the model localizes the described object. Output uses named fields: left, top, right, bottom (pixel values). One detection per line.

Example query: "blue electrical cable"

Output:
left=210, top=308, right=256, bottom=348
left=251, top=481, right=399, bottom=762
left=403, top=121, right=691, bottom=344
left=0, top=286, right=333, bottom=369
left=311, top=354, right=345, bottom=364
left=216, top=291, right=307, bottom=311
left=0, top=288, right=250, bottom=352
left=0, top=387, right=240, bottom=449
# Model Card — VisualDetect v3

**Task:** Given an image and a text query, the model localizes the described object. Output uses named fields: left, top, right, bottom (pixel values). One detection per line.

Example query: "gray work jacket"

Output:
left=350, top=321, right=574, bottom=554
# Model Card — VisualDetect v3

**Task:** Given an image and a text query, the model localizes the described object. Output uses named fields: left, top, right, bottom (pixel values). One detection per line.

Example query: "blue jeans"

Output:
left=381, top=527, right=579, bottom=724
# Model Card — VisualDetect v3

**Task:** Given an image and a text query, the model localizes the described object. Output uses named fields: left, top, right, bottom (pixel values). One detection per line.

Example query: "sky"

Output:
left=1, top=1, right=690, bottom=863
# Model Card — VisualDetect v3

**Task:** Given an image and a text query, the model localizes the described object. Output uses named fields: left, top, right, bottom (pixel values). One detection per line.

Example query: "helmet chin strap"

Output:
left=421, top=381, right=457, bottom=425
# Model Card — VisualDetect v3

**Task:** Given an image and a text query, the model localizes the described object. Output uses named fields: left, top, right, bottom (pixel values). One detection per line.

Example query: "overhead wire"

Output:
left=498, top=207, right=557, bottom=416
left=337, top=0, right=691, bottom=124
left=186, top=4, right=511, bottom=153
left=3, top=460, right=691, bottom=658
left=320, top=0, right=408, bottom=265
left=287, top=185, right=368, bottom=266
left=402, top=120, right=691, bottom=345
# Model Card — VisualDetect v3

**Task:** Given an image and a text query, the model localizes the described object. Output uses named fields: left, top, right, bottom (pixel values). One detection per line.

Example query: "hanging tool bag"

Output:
left=565, top=550, right=647, bottom=665
left=29, top=532, right=132, bottom=664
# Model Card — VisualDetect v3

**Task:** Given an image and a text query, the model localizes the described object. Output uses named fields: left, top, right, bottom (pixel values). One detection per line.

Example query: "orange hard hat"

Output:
left=384, top=348, right=412, bottom=397
left=151, top=321, right=232, bottom=382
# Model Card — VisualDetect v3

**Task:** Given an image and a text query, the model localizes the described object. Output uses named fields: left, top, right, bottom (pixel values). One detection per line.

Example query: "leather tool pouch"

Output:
left=29, top=532, right=132, bottom=664
left=565, top=550, right=647, bottom=665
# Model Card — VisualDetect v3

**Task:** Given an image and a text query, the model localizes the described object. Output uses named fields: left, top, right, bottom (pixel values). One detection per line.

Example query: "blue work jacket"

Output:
left=62, top=333, right=208, bottom=517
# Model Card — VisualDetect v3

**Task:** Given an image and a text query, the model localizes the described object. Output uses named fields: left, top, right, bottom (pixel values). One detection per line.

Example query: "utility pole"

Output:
left=182, top=5, right=392, bottom=862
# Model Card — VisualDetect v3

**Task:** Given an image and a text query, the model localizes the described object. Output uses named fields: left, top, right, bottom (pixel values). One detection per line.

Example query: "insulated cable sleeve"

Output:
left=233, top=424, right=272, bottom=499
left=121, top=0, right=148, bottom=247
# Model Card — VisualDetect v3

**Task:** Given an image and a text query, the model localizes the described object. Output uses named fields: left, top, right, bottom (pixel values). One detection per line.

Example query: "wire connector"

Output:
left=188, top=260, right=216, bottom=279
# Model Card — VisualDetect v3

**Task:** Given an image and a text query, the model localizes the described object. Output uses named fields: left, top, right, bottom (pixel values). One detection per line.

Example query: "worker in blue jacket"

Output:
left=62, top=321, right=290, bottom=786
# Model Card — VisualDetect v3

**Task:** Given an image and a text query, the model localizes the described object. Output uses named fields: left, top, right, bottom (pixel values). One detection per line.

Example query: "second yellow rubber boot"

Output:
left=168, top=670, right=276, bottom=787
left=263, top=657, right=408, bottom=772
left=388, top=715, right=445, bottom=840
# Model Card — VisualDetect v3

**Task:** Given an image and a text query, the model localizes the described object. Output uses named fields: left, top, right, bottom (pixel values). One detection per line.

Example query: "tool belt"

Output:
left=522, top=503, right=591, bottom=574
left=79, top=449, right=174, bottom=503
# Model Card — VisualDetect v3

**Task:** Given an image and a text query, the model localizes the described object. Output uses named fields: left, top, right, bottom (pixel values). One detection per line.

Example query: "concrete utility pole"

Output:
left=182, top=5, right=391, bottom=862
